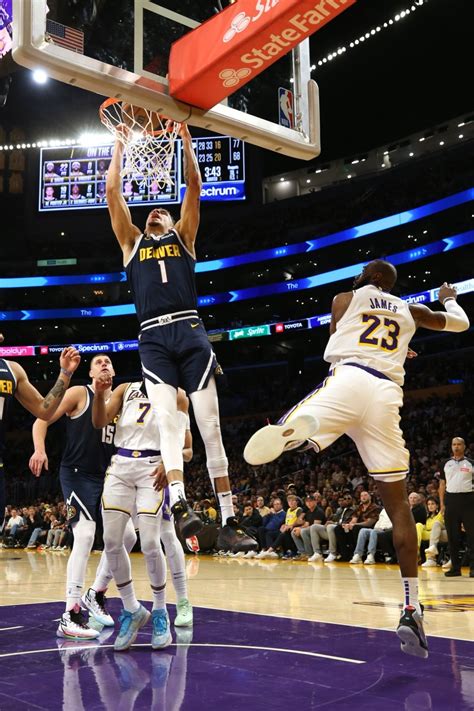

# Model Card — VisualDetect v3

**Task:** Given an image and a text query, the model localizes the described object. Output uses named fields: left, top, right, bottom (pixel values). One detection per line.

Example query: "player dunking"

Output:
left=244, top=262, right=470, bottom=659
left=0, top=339, right=80, bottom=526
left=30, top=354, right=136, bottom=640
left=106, top=122, right=255, bottom=553
left=92, top=378, right=193, bottom=651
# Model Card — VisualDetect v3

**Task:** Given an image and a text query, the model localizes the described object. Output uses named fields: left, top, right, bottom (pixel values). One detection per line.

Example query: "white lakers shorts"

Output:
left=102, top=453, right=164, bottom=517
left=279, top=364, right=409, bottom=483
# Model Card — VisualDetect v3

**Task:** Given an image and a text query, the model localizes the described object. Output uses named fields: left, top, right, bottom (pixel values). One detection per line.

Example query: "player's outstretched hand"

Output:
left=177, top=122, right=192, bottom=142
left=151, top=462, right=168, bottom=491
left=29, top=451, right=49, bottom=477
left=59, top=347, right=81, bottom=375
left=94, top=372, right=112, bottom=392
left=438, top=282, right=457, bottom=304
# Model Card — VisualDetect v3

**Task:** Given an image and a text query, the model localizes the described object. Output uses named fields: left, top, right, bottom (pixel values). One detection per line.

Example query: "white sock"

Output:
left=66, top=582, right=83, bottom=613
left=169, top=480, right=186, bottom=508
left=402, top=577, right=421, bottom=615
left=217, top=490, right=234, bottom=525
left=152, top=582, right=167, bottom=611
left=117, top=580, right=140, bottom=613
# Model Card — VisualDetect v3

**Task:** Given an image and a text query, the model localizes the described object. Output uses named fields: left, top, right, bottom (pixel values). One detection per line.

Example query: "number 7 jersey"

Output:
left=324, top=284, right=416, bottom=386
left=114, top=382, right=162, bottom=451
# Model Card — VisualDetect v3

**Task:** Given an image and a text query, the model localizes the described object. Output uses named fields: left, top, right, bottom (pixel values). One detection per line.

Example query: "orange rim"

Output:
left=99, top=97, right=175, bottom=138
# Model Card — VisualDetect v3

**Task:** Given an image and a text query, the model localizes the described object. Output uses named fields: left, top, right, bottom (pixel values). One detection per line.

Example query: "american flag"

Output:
left=46, top=19, right=84, bottom=54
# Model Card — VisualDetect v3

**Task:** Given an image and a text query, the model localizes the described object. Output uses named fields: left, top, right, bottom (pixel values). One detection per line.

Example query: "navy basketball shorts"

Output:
left=60, top=465, right=104, bottom=524
left=139, top=318, right=217, bottom=394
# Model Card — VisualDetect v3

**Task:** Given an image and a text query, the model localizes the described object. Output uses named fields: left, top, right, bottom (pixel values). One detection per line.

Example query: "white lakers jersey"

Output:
left=324, top=285, right=416, bottom=386
left=114, top=382, right=162, bottom=451
left=115, top=382, right=189, bottom=451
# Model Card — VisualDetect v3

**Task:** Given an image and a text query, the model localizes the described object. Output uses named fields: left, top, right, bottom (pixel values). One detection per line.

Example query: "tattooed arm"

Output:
left=174, top=123, right=202, bottom=257
left=11, top=346, right=80, bottom=420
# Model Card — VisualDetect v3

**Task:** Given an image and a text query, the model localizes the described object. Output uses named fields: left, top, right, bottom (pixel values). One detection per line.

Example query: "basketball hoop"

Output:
left=99, top=98, right=179, bottom=189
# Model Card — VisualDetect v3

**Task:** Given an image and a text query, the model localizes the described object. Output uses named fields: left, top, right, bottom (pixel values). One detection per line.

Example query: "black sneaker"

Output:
left=217, top=517, right=258, bottom=553
left=171, top=497, right=203, bottom=538
left=444, top=569, right=462, bottom=577
left=396, top=605, right=428, bottom=659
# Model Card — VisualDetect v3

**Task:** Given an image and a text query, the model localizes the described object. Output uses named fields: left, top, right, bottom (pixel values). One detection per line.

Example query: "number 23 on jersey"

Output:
left=359, top=314, right=400, bottom=351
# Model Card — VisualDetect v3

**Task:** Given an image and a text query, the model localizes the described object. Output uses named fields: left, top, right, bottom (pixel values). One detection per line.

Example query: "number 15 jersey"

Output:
left=324, top=284, right=416, bottom=386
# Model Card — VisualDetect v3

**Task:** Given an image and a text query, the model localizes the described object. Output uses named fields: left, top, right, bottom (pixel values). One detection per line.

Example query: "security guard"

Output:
left=439, top=437, right=474, bottom=577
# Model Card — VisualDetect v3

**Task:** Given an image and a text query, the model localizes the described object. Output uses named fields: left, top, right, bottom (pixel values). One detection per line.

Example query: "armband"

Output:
left=60, top=367, right=74, bottom=378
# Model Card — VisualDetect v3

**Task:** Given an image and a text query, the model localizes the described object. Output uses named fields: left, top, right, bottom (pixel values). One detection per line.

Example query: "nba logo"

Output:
left=278, top=88, right=294, bottom=130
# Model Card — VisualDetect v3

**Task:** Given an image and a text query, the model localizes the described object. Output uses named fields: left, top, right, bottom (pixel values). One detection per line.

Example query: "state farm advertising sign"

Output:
left=169, top=0, right=356, bottom=111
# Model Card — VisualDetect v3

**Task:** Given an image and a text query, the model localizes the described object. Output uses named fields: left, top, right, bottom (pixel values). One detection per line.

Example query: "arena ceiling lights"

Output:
left=310, top=0, right=428, bottom=71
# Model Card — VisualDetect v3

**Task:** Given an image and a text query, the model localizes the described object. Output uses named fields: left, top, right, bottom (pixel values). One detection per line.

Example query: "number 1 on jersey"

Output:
left=157, top=260, right=168, bottom=284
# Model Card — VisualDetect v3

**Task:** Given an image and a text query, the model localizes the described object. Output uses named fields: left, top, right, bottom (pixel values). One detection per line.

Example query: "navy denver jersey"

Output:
left=125, top=229, right=198, bottom=323
left=0, top=359, right=16, bottom=455
left=61, top=385, right=115, bottom=476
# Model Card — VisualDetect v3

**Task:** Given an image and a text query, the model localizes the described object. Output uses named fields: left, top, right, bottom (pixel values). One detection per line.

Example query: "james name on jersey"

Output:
left=368, top=296, right=398, bottom=313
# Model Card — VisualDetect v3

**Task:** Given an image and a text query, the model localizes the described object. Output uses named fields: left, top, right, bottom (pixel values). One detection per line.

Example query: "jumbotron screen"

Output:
left=38, top=135, right=246, bottom=212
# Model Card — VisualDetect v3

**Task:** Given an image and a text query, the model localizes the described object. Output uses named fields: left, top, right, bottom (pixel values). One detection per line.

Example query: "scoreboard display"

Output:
left=39, top=135, right=246, bottom=212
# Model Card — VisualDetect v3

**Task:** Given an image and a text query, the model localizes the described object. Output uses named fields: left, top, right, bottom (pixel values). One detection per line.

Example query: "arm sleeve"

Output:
left=442, top=299, right=470, bottom=332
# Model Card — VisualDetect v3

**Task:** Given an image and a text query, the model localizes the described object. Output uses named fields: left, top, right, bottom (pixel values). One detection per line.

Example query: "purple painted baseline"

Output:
left=0, top=601, right=473, bottom=710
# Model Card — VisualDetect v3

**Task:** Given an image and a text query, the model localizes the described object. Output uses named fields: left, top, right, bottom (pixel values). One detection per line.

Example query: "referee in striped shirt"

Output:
left=439, top=437, right=474, bottom=577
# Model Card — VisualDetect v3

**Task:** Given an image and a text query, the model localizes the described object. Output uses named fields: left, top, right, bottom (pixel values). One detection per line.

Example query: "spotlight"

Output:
left=32, top=69, right=48, bottom=84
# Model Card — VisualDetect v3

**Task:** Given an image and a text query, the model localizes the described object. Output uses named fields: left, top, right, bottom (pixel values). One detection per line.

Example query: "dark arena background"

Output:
left=0, top=1, right=473, bottom=709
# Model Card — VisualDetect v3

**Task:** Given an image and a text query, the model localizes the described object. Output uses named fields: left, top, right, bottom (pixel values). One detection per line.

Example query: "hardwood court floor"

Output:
left=1, top=550, right=474, bottom=710
left=1, top=549, right=473, bottom=641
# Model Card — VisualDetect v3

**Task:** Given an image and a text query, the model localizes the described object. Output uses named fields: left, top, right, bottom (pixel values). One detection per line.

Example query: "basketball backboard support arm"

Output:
left=13, top=0, right=321, bottom=160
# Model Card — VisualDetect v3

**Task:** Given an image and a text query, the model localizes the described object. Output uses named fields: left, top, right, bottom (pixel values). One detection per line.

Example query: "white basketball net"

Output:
left=100, top=101, right=179, bottom=189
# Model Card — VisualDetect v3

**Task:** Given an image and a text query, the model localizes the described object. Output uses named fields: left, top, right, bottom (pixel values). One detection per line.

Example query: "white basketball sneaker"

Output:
left=243, top=415, right=319, bottom=466
left=57, top=607, right=100, bottom=640
left=81, top=587, right=114, bottom=627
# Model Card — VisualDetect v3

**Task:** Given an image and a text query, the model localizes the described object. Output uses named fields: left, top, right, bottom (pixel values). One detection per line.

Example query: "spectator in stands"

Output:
left=251, top=498, right=286, bottom=558
left=379, top=491, right=428, bottom=563
left=257, top=495, right=303, bottom=559
left=334, top=491, right=380, bottom=562
left=27, top=510, right=51, bottom=549
left=350, top=508, right=393, bottom=565
left=410, top=492, right=428, bottom=525
left=20, top=506, right=43, bottom=548
left=308, top=493, right=355, bottom=562
left=232, top=494, right=243, bottom=516
left=291, top=494, right=326, bottom=559
left=239, top=504, right=262, bottom=539
left=256, top=495, right=271, bottom=518
left=201, top=499, right=218, bottom=524
left=45, top=514, right=63, bottom=550
left=417, top=496, right=447, bottom=567
left=2, top=508, right=24, bottom=547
